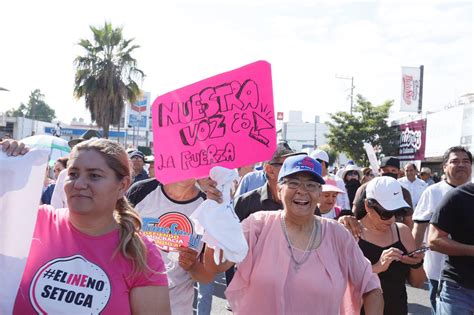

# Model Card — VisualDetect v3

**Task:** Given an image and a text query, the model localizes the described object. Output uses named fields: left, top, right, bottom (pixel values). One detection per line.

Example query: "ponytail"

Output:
left=114, top=197, right=148, bottom=275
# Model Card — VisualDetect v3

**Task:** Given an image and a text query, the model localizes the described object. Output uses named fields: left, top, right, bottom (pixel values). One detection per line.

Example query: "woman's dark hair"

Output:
left=56, top=156, right=69, bottom=169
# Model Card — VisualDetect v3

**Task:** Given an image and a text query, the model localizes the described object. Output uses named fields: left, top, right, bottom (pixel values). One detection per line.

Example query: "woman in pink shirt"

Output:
left=3, top=139, right=171, bottom=314
left=205, top=155, right=384, bottom=314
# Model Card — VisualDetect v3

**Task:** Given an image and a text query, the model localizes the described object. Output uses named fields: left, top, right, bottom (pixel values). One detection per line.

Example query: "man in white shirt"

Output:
left=412, top=146, right=472, bottom=314
left=398, top=163, right=428, bottom=208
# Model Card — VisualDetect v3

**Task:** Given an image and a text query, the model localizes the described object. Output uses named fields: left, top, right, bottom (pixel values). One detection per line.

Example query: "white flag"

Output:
left=0, top=149, right=48, bottom=314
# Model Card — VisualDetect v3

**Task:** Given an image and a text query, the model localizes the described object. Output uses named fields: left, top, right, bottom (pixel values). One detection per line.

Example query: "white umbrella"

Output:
left=21, top=135, right=70, bottom=166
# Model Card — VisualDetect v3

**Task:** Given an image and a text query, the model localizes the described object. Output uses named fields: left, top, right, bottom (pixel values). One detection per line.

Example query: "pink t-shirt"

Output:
left=14, top=206, right=167, bottom=314
left=226, top=210, right=380, bottom=314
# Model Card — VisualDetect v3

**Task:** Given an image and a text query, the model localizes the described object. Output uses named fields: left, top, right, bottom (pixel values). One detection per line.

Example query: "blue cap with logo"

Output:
left=278, top=155, right=326, bottom=184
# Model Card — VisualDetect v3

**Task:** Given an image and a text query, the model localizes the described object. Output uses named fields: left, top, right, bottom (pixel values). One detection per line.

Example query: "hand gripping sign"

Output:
left=151, top=61, right=276, bottom=184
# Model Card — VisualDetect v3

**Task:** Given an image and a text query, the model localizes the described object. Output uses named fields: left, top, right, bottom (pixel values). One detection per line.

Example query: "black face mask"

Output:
left=382, top=172, right=399, bottom=180
left=345, top=178, right=361, bottom=187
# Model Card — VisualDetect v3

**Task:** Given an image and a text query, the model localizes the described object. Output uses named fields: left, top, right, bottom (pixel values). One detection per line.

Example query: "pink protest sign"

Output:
left=151, top=61, right=276, bottom=184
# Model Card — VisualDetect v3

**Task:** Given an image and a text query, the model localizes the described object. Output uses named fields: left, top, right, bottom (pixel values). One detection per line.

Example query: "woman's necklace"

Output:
left=280, top=214, right=318, bottom=272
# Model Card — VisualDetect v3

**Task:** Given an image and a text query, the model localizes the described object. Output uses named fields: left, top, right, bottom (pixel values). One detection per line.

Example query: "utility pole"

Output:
left=335, top=75, right=355, bottom=114
left=418, top=65, right=424, bottom=114
left=30, top=96, right=36, bottom=135
left=313, top=115, right=319, bottom=149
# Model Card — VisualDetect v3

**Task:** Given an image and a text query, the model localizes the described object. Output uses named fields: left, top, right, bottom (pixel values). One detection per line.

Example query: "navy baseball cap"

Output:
left=278, top=155, right=325, bottom=184
left=128, top=150, right=145, bottom=161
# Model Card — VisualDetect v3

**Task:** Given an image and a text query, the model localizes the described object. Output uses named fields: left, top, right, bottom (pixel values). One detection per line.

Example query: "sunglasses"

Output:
left=345, top=171, right=359, bottom=177
left=367, top=199, right=407, bottom=220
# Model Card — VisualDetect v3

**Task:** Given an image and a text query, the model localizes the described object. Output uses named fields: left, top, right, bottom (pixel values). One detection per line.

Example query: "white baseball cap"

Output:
left=310, top=149, right=329, bottom=163
left=366, top=177, right=410, bottom=211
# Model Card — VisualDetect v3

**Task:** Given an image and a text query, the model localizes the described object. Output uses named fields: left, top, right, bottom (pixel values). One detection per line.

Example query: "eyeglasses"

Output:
left=281, top=179, right=321, bottom=192
left=368, top=200, right=407, bottom=220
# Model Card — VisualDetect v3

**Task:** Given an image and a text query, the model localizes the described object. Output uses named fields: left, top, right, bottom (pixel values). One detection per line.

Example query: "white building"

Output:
left=278, top=110, right=329, bottom=152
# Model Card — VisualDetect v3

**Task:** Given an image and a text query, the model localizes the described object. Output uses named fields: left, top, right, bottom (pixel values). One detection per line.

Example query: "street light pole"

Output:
left=335, top=75, right=355, bottom=114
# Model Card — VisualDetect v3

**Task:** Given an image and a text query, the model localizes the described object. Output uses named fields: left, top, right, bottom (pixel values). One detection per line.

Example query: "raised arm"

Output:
left=1, top=139, right=29, bottom=156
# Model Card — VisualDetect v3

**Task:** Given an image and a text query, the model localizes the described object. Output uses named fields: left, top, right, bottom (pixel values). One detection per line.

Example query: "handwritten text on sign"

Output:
left=151, top=61, right=276, bottom=184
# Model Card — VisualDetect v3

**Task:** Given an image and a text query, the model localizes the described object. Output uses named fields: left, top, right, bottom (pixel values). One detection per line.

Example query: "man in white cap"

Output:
left=310, top=149, right=350, bottom=210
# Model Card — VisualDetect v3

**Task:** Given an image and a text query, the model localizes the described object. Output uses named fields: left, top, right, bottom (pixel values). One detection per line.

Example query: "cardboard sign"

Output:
left=363, top=143, right=380, bottom=176
left=151, top=61, right=276, bottom=184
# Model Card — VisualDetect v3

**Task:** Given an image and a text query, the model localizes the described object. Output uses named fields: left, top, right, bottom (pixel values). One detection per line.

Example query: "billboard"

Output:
left=398, top=119, right=426, bottom=161
left=400, top=67, right=421, bottom=112
left=127, top=92, right=151, bottom=129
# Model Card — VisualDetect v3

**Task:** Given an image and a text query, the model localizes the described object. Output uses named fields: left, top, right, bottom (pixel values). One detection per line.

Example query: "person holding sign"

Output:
left=3, top=139, right=171, bottom=314
left=126, top=176, right=217, bottom=314
left=204, top=155, right=383, bottom=314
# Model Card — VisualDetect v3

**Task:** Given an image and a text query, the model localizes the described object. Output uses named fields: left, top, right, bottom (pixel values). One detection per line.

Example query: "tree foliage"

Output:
left=74, top=22, right=144, bottom=138
left=326, top=94, right=399, bottom=166
left=6, top=89, right=56, bottom=122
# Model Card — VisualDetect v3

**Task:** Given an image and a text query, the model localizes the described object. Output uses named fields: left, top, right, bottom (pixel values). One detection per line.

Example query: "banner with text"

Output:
left=398, top=119, right=426, bottom=161
left=400, top=66, right=421, bottom=112
left=127, top=92, right=151, bottom=129
left=151, top=61, right=276, bottom=184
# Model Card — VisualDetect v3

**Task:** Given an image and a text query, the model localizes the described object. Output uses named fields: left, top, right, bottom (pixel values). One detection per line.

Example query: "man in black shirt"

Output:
left=429, top=182, right=474, bottom=314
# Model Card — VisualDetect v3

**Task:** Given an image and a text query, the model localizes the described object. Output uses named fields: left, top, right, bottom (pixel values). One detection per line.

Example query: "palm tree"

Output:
left=74, top=22, right=144, bottom=138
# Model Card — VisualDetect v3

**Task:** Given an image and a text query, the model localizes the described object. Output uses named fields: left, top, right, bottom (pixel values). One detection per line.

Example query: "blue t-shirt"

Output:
left=41, top=183, right=55, bottom=205
left=234, top=170, right=267, bottom=197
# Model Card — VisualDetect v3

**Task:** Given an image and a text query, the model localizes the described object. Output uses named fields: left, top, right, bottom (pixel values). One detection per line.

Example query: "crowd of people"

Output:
left=1, top=132, right=473, bottom=314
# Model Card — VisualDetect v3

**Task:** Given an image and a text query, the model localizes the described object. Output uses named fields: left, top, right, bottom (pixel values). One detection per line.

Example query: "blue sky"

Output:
left=0, top=0, right=472, bottom=124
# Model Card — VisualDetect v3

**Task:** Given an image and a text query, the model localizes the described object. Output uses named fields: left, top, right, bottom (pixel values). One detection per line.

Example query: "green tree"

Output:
left=6, top=89, right=56, bottom=122
left=326, top=94, right=399, bottom=165
left=74, top=22, right=144, bottom=138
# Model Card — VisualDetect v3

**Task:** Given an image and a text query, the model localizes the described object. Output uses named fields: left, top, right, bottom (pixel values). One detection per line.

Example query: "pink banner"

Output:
left=151, top=61, right=276, bottom=184
left=398, top=119, right=426, bottom=161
